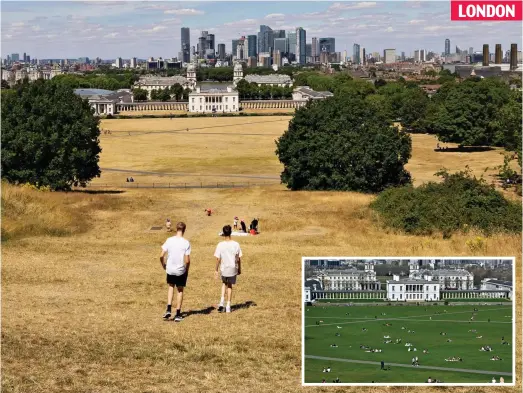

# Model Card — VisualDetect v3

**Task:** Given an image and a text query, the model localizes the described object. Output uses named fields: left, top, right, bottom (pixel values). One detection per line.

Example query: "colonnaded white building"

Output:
left=188, top=86, right=239, bottom=113
left=304, top=260, right=511, bottom=302
left=233, top=62, right=293, bottom=87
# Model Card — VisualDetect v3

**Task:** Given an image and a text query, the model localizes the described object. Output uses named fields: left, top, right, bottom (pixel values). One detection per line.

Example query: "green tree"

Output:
left=428, top=78, right=511, bottom=146
left=150, top=89, right=159, bottom=101
left=1, top=80, right=101, bottom=190
left=158, top=88, right=171, bottom=102
left=236, top=79, right=251, bottom=100
left=132, top=88, right=148, bottom=101
left=170, top=83, right=184, bottom=100
left=182, top=88, right=191, bottom=100
left=275, top=92, right=412, bottom=192
left=496, top=91, right=522, bottom=166
left=398, top=87, right=430, bottom=130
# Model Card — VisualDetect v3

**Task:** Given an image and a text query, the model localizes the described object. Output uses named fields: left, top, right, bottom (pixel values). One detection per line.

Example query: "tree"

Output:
left=182, top=88, right=191, bottom=101
left=132, top=88, right=148, bottom=101
left=397, top=87, right=430, bottom=130
left=374, top=79, right=387, bottom=88
left=170, top=83, right=184, bottom=101
left=150, top=89, right=159, bottom=101
left=1, top=80, right=10, bottom=89
left=496, top=90, right=522, bottom=167
left=275, top=92, right=412, bottom=192
left=236, top=79, right=251, bottom=100
left=158, top=87, right=171, bottom=102
left=1, top=80, right=101, bottom=190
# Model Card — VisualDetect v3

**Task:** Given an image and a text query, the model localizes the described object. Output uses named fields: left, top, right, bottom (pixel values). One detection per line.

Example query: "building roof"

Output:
left=136, top=76, right=188, bottom=85
left=483, top=279, right=512, bottom=288
left=244, top=74, right=292, bottom=84
left=74, top=88, right=133, bottom=103
left=388, top=279, right=438, bottom=284
left=74, top=88, right=115, bottom=96
left=293, top=86, right=334, bottom=98
left=417, top=269, right=473, bottom=277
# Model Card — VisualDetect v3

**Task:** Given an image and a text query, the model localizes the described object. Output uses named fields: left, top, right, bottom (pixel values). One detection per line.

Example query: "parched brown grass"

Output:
left=2, top=116, right=521, bottom=393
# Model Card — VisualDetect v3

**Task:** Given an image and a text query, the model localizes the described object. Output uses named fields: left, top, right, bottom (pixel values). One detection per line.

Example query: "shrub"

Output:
left=370, top=168, right=522, bottom=237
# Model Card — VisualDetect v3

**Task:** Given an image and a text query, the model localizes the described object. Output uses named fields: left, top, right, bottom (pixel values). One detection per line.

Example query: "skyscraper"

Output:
left=482, top=44, right=489, bottom=66
left=130, top=57, right=137, bottom=68
left=206, top=34, right=215, bottom=50
left=383, top=49, right=396, bottom=64
left=353, top=43, right=360, bottom=64
left=287, top=31, right=297, bottom=58
left=246, top=35, right=257, bottom=58
left=258, top=25, right=273, bottom=54
left=181, top=27, right=190, bottom=63
left=319, top=37, right=335, bottom=53
left=510, top=43, right=518, bottom=70
left=311, top=37, right=319, bottom=62
left=217, top=44, right=226, bottom=60
left=274, top=38, right=289, bottom=55
left=495, top=44, right=502, bottom=64
left=296, top=27, right=306, bottom=64
left=444, top=38, right=450, bottom=56
left=232, top=39, right=239, bottom=57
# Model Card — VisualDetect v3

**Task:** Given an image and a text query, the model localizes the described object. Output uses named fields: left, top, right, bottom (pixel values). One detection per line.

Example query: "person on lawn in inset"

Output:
left=160, top=222, right=191, bottom=322
left=214, top=225, right=242, bottom=313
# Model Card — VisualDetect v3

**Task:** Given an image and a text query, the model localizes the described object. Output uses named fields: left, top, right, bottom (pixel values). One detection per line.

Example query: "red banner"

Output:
left=451, top=1, right=523, bottom=20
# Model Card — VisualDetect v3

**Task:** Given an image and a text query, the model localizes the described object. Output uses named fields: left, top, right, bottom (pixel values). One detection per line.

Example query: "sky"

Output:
left=1, top=1, right=522, bottom=59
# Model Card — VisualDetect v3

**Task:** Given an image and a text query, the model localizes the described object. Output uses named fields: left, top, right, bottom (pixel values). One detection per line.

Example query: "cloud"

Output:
left=424, top=25, right=469, bottom=32
left=104, top=32, right=119, bottom=38
left=11, top=22, right=25, bottom=27
left=264, top=13, right=285, bottom=20
left=385, top=27, right=395, bottom=32
left=223, top=19, right=258, bottom=27
left=164, top=8, right=204, bottom=16
left=328, top=2, right=377, bottom=11
left=408, top=19, right=426, bottom=25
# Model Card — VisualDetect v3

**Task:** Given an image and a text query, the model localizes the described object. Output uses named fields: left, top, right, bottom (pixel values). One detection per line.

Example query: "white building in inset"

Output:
left=292, top=86, right=334, bottom=101
left=316, top=262, right=380, bottom=291
left=386, top=274, right=441, bottom=302
left=232, top=64, right=293, bottom=87
left=188, top=86, right=239, bottom=113
left=409, top=261, right=474, bottom=290
left=481, top=278, right=513, bottom=299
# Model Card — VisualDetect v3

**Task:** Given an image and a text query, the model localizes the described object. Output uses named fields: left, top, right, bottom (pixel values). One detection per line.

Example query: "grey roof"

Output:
left=136, top=76, right=188, bottom=85
left=294, top=86, right=334, bottom=98
left=387, top=279, right=438, bottom=284
left=417, top=269, right=472, bottom=277
left=483, top=279, right=512, bottom=288
left=74, top=88, right=115, bottom=96
left=244, top=74, right=292, bottom=84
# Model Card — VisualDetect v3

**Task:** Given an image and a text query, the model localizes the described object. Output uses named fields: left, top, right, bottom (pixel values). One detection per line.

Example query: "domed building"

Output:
left=232, top=61, right=293, bottom=87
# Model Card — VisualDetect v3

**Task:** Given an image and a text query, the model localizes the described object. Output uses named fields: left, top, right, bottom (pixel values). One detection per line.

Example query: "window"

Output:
left=233, top=97, right=236, bottom=102
left=192, top=98, right=195, bottom=103
left=434, top=285, right=436, bottom=290
left=400, top=294, right=402, bottom=299
left=400, top=286, right=402, bottom=291
left=392, top=294, right=395, bottom=299
left=392, top=286, right=395, bottom=291
left=233, top=105, right=235, bottom=109
left=200, top=98, right=202, bottom=103
left=192, top=106, right=194, bottom=110
left=226, top=105, right=228, bottom=110
left=225, top=97, right=228, bottom=102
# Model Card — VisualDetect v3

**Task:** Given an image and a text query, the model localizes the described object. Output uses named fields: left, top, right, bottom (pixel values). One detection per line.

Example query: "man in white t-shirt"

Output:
left=214, top=225, right=242, bottom=313
left=160, top=222, right=191, bottom=322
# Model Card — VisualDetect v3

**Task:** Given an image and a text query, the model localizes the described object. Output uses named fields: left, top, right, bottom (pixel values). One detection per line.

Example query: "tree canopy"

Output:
left=1, top=80, right=101, bottom=190
left=275, top=92, right=412, bottom=192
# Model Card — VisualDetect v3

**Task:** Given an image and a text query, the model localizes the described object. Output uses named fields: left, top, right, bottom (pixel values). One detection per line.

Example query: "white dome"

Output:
left=234, top=63, right=243, bottom=71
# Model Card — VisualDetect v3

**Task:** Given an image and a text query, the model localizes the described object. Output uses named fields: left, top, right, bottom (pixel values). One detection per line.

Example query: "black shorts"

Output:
left=166, top=271, right=188, bottom=287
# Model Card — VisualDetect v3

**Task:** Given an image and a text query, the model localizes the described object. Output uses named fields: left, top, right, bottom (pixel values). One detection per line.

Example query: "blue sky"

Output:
left=1, top=1, right=521, bottom=59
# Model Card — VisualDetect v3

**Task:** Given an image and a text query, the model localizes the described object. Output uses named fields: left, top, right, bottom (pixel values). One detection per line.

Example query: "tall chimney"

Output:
left=482, top=44, right=489, bottom=66
left=495, top=44, right=502, bottom=64
left=510, top=43, right=518, bottom=70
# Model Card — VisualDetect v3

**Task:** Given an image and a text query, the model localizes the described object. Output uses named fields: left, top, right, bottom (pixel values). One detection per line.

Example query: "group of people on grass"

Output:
left=160, top=222, right=243, bottom=321
left=233, top=216, right=259, bottom=234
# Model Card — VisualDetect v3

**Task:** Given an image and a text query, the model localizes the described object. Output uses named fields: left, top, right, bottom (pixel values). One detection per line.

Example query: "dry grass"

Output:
left=2, top=116, right=521, bottom=393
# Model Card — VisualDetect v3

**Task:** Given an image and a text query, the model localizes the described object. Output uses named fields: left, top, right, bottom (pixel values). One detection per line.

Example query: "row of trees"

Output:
left=132, top=83, right=191, bottom=102
left=235, top=80, right=293, bottom=100
left=51, top=73, right=139, bottom=90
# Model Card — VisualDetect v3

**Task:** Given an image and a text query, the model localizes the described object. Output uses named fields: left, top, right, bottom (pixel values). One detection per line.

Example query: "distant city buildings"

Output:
left=383, top=48, right=396, bottom=64
left=296, top=27, right=306, bottom=65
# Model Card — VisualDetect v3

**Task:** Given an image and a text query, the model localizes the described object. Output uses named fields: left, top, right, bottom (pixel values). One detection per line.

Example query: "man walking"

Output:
left=214, top=225, right=242, bottom=313
left=160, top=222, right=191, bottom=322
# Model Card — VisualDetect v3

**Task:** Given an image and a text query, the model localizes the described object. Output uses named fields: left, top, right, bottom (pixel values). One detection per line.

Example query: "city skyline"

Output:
left=2, top=1, right=522, bottom=59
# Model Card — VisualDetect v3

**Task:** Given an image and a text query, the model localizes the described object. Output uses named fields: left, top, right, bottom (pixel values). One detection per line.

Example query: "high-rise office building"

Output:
left=495, top=44, right=502, bottom=64
left=482, top=44, right=489, bottom=66
left=311, top=37, right=319, bottom=62
left=306, top=43, right=312, bottom=57
left=236, top=36, right=245, bottom=60
left=181, top=27, right=190, bottom=63
left=258, top=25, right=273, bottom=54
left=273, top=29, right=286, bottom=40
left=383, top=49, right=396, bottom=64
left=130, top=57, right=137, bottom=68
left=510, top=43, right=518, bottom=70
left=198, top=35, right=206, bottom=58
left=296, top=27, right=306, bottom=64
left=353, top=43, right=360, bottom=64
left=11, top=53, right=19, bottom=62
left=246, top=35, right=257, bottom=58
left=274, top=38, right=289, bottom=55
left=206, top=34, right=215, bottom=50
left=469, top=47, right=473, bottom=55
left=26, top=55, right=31, bottom=63
left=319, top=37, right=335, bottom=53
left=273, top=50, right=282, bottom=67
left=115, top=57, right=123, bottom=68
left=287, top=31, right=297, bottom=55
left=232, top=39, right=239, bottom=57
left=401, top=51, right=405, bottom=61
left=444, top=39, right=450, bottom=56
left=217, top=43, right=226, bottom=60
left=23, top=52, right=27, bottom=62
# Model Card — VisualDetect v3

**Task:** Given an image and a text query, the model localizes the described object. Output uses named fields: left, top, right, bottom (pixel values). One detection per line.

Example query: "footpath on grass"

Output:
left=305, top=355, right=512, bottom=376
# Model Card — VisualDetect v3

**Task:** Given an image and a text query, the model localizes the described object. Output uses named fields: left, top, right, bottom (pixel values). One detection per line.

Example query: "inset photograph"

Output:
left=302, top=257, right=515, bottom=386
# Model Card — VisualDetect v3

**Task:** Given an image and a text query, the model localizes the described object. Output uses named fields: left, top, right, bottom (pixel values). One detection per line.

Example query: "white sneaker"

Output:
left=218, top=303, right=225, bottom=313
left=226, top=305, right=231, bottom=313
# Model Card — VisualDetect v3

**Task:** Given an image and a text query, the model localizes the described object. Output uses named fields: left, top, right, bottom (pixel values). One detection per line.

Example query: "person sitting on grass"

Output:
left=337, top=326, right=342, bottom=329
left=490, top=356, right=502, bottom=361
left=335, top=333, right=341, bottom=337
left=423, top=349, right=429, bottom=354
left=384, top=340, right=392, bottom=344
left=330, top=344, right=338, bottom=348
left=446, top=339, right=452, bottom=343
left=362, top=328, right=368, bottom=332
